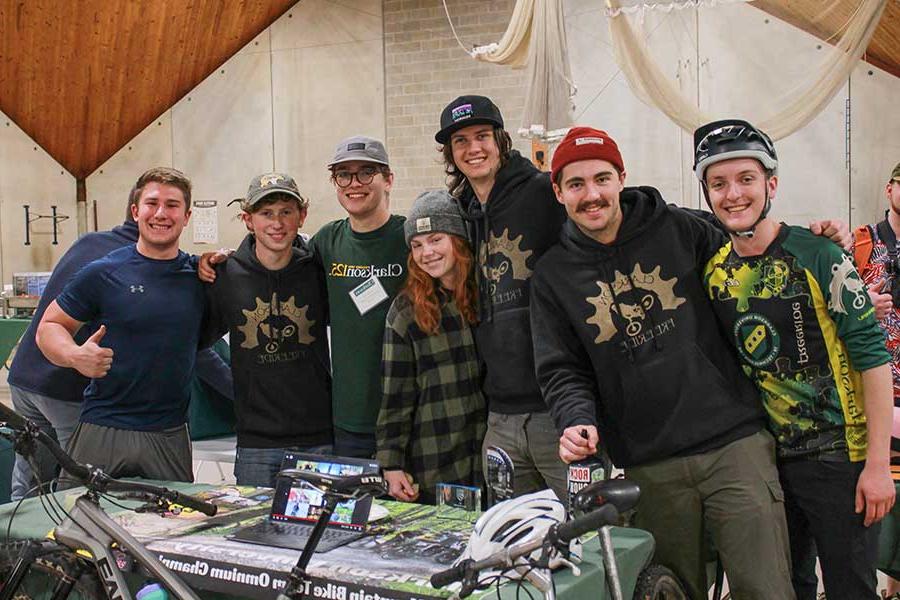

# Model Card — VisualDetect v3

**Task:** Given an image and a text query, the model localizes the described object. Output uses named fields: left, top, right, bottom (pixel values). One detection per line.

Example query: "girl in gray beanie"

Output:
left=376, top=190, right=486, bottom=504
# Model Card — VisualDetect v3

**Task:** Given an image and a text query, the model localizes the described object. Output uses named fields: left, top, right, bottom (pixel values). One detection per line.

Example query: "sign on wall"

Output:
left=193, top=200, right=218, bottom=244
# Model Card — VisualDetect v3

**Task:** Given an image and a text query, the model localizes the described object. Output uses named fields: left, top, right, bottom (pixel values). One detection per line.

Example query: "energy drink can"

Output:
left=567, top=457, right=607, bottom=512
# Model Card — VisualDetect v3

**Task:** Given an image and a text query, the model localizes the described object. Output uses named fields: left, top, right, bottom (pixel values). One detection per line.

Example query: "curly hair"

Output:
left=441, top=127, right=512, bottom=198
left=403, top=235, right=478, bottom=335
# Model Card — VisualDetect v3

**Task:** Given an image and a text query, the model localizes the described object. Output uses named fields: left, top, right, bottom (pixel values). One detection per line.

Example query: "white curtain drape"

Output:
left=461, top=0, right=887, bottom=141
left=606, top=0, right=887, bottom=140
left=469, top=0, right=575, bottom=139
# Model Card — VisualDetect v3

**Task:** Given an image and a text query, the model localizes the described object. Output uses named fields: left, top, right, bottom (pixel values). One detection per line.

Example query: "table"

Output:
left=191, top=436, right=237, bottom=482
left=0, top=482, right=656, bottom=600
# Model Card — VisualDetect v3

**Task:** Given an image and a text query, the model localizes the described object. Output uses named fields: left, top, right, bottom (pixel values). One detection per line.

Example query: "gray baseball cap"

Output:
left=327, top=135, right=390, bottom=168
left=242, top=173, right=307, bottom=210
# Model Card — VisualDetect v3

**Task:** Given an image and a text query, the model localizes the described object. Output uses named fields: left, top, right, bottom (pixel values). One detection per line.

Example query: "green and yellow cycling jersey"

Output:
left=703, top=224, right=889, bottom=461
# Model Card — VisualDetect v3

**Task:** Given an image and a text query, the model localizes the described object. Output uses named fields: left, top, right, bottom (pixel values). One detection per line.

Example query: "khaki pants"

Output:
left=626, top=430, right=794, bottom=600
left=482, top=411, right=568, bottom=502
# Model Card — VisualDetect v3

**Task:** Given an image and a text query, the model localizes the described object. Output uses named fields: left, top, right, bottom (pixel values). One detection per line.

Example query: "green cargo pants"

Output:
left=626, top=429, right=794, bottom=600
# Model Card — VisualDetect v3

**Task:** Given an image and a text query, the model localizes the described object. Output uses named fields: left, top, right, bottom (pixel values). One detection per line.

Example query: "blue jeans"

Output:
left=234, top=444, right=333, bottom=487
left=10, top=385, right=82, bottom=501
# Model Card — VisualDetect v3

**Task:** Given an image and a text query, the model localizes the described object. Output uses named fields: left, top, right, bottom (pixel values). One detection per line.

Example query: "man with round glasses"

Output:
left=309, top=135, right=408, bottom=458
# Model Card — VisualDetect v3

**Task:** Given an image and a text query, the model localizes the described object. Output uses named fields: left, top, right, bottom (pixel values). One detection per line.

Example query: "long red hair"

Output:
left=403, top=235, right=478, bottom=335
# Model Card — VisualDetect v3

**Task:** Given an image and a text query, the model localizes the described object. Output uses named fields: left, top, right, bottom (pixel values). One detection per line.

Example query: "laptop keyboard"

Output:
left=234, top=520, right=365, bottom=553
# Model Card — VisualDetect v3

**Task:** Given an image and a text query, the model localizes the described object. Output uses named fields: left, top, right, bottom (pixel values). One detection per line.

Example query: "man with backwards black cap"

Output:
left=435, top=95, right=568, bottom=502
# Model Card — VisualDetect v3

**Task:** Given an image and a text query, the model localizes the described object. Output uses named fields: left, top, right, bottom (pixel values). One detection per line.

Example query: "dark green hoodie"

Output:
left=530, top=186, right=764, bottom=467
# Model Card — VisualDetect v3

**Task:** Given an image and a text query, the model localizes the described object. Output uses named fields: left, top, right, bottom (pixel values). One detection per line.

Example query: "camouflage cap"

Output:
left=891, top=162, right=900, bottom=183
left=242, top=173, right=308, bottom=210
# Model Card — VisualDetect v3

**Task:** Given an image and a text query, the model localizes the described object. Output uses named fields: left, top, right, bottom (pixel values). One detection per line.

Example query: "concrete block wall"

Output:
left=383, top=0, right=531, bottom=212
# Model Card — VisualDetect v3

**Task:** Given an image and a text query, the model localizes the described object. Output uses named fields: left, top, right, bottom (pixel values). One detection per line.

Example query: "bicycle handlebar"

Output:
left=429, top=503, right=620, bottom=590
left=0, top=402, right=27, bottom=430
left=104, top=479, right=218, bottom=516
left=0, top=404, right=218, bottom=516
left=556, top=503, right=619, bottom=543
left=278, top=468, right=388, bottom=497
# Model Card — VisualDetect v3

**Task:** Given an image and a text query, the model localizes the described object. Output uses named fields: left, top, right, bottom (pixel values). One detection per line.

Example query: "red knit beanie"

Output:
left=551, top=127, right=624, bottom=184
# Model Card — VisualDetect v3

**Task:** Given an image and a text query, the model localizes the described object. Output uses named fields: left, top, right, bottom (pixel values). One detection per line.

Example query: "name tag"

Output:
left=349, top=275, right=389, bottom=316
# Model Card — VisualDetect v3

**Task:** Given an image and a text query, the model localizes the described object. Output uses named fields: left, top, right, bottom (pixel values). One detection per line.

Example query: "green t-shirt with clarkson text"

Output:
left=310, top=215, right=408, bottom=433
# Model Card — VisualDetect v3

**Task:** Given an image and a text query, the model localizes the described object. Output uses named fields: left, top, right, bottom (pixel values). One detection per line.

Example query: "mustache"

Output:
left=576, top=199, right=610, bottom=212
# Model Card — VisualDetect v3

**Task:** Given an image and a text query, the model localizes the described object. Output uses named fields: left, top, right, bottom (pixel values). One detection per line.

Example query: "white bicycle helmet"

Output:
left=456, top=489, right=582, bottom=580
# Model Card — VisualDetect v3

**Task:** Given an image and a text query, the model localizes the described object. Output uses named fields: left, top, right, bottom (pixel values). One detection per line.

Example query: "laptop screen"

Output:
left=270, top=452, right=380, bottom=530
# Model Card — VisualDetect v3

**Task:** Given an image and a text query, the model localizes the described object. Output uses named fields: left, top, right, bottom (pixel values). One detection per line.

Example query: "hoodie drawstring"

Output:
left=463, top=197, right=494, bottom=324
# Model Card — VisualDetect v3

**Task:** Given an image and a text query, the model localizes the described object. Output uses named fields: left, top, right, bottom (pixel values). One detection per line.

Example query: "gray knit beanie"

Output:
left=404, top=190, right=468, bottom=247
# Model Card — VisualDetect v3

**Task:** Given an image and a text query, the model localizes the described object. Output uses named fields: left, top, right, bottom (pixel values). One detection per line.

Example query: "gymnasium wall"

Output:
left=0, top=0, right=898, bottom=280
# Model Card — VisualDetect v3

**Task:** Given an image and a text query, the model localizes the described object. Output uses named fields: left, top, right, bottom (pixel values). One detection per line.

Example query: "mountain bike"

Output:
left=430, top=478, right=687, bottom=600
left=0, top=404, right=218, bottom=600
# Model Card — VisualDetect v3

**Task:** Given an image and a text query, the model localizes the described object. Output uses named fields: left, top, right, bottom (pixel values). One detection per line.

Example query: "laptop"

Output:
left=229, top=452, right=380, bottom=553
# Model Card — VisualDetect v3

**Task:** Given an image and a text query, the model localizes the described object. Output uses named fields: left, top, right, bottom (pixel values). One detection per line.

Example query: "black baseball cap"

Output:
left=435, top=95, right=504, bottom=144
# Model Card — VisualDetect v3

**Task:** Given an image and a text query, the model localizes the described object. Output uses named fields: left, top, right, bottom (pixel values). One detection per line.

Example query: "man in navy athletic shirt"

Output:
left=36, top=167, right=207, bottom=483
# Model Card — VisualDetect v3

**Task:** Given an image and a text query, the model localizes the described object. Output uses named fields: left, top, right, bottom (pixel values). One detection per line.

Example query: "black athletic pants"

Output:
left=779, top=458, right=879, bottom=600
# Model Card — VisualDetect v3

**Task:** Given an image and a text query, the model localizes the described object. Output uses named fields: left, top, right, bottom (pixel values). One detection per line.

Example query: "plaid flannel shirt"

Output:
left=377, top=294, right=486, bottom=503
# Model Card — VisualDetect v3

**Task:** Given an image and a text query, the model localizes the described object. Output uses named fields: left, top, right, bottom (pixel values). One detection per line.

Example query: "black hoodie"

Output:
left=530, top=186, right=764, bottom=467
left=205, top=234, right=332, bottom=449
left=458, top=151, right=567, bottom=414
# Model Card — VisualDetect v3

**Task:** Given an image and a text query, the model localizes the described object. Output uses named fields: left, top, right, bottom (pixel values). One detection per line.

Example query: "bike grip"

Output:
left=430, top=559, right=471, bottom=589
left=556, top=504, right=619, bottom=543
left=35, top=430, right=90, bottom=481
left=170, top=490, right=218, bottom=516
left=0, top=403, right=28, bottom=430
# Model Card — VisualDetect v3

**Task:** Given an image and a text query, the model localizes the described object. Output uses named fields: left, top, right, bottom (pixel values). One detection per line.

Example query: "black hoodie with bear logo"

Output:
left=457, top=150, right=567, bottom=415
left=204, top=234, right=332, bottom=449
left=530, top=186, right=764, bottom=467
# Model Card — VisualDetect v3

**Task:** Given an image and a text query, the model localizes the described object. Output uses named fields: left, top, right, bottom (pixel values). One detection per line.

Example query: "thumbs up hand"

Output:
left=72, top=325, right=115, bottom=378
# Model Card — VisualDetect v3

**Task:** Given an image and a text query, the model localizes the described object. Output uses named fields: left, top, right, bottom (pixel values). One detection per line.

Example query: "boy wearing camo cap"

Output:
left=203, top=173, right=333, bottom=486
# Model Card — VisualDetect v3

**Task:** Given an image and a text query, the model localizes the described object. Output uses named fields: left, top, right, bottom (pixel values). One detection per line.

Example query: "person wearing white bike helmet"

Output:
left=698, top=118, right=895, bottom=600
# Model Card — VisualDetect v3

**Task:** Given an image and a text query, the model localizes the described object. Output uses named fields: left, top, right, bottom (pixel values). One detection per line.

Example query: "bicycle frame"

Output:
left=1, top=494, right=201, bottom=600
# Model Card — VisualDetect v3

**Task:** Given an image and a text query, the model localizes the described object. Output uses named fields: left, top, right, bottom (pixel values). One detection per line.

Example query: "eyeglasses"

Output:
left=332, top=166, right=383, bottom=188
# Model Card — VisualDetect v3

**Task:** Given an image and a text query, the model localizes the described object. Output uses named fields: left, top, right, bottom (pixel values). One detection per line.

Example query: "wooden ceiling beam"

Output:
left=0, top=0, right=299, bottom=179
left=752, top=0, right=900, bottom=80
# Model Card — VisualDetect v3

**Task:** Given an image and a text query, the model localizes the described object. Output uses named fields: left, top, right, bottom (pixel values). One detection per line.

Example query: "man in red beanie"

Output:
left=530, top=126, right=795, bottom=599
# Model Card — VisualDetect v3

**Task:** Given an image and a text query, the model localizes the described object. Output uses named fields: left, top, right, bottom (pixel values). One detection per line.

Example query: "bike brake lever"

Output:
left=554, top=556, right=580, bottom=577
left=116, top=492, right=180, bottom=516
